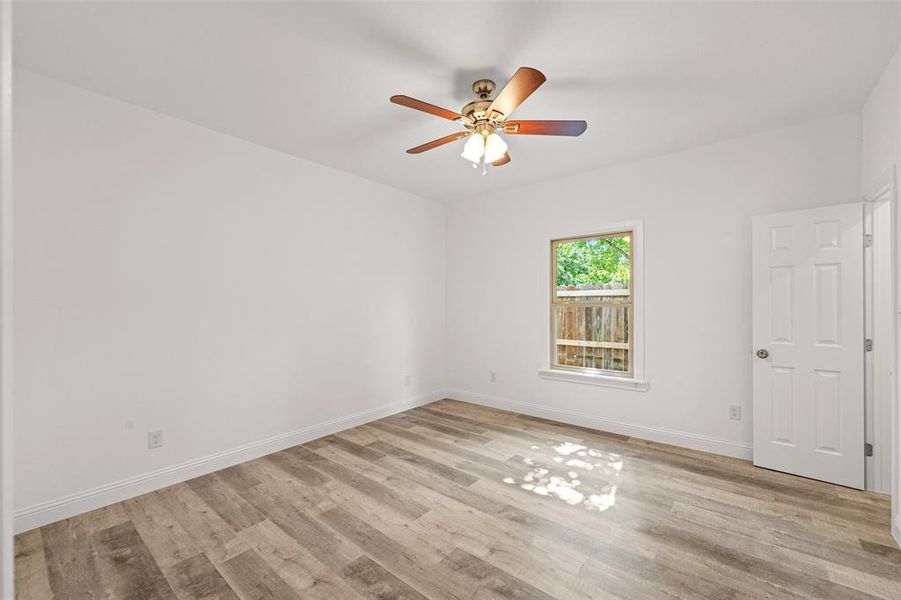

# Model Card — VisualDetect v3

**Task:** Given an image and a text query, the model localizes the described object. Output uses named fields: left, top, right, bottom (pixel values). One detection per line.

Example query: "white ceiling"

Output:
left=13, top=1, right=901, bottom=202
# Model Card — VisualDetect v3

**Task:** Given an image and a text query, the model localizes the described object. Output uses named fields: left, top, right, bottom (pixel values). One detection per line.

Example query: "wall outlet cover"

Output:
left=148, top=430, right=163, bottom=449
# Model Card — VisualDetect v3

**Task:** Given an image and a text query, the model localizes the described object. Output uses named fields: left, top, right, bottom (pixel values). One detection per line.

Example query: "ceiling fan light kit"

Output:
left=390, top=67, right=587, bottom=172
left=461, top=130, right=508, bottom=165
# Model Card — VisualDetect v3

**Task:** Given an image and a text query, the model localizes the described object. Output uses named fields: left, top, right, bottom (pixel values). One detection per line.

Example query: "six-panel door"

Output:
left=752, top=203, right=865, bottom=489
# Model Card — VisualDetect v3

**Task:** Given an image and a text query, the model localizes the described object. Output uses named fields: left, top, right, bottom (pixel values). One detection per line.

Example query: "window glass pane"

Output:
left=552, top=232, right=632, bottom=374
left=554, top=235, right=630, bottom=304
left=554, top=304, right=631, bottom=372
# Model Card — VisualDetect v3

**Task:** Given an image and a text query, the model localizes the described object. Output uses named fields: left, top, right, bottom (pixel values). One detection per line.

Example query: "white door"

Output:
left=752, top=203, right=865, bottom=489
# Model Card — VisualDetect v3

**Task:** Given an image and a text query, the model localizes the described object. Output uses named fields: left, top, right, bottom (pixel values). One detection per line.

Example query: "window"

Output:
left=551, top=231, right=634, bottom=376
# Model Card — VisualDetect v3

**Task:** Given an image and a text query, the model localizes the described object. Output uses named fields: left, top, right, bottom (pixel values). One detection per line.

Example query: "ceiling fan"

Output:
left=390, top=67, right=587, bottom=171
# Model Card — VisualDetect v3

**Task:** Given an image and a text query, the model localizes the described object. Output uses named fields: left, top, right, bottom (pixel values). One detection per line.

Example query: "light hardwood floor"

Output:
left=14, top=399, right=901, bottom=599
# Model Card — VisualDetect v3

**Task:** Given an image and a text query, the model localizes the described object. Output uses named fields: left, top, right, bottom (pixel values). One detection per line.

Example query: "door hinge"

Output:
left=865, top=338, right=873, bottom=352
left=865, top=442, right=874, bottom=457
left=865, top=234, right=873, bottom=248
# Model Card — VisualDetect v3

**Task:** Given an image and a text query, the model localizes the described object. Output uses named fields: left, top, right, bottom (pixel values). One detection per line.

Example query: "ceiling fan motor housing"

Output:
left=461, top=100, right=494, bottom=123
left=462, top=79, right=499, bottom=125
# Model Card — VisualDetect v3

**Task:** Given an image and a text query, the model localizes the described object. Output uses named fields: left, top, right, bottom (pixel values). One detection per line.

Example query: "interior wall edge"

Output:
left=13, top=388, right=447, bottom=534
left=447, top=389, right=753, bottom=461
left=0, top=0, right=13, bottom=594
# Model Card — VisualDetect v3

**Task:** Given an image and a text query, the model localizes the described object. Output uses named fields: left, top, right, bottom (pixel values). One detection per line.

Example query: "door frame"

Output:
left=864, top=169, right=897, bottom=494
left=0, top=0, right=13, bottom=595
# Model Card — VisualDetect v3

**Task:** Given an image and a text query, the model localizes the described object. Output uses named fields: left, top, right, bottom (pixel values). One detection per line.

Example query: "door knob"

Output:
left=756, top=349, right=769, bottom=359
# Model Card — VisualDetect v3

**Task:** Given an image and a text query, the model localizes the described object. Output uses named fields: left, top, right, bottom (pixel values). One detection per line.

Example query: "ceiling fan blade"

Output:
left=486, top=67, right=546, bottom=120
left=406, top=132, right=469, bottom=154
left=503, top=120, right=587, bottom=136
left=491, top=152, right=511, bottom=167
left=390, top=95, right=464, bottom=122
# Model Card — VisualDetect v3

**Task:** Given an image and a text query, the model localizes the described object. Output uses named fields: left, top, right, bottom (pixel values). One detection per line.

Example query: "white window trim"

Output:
left=538, top=368, right=649, bottom=391
left=538, top=219, right=648, bottom=392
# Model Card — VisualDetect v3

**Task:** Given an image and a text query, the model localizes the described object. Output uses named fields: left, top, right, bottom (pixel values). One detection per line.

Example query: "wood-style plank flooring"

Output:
left=14, top=399, right=901, bottom=599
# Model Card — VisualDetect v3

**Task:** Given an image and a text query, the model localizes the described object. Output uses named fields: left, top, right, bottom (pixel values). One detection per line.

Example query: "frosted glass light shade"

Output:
left=483, top=133, right=508, bottom=163
left=461, top=134, right=485, bottom=163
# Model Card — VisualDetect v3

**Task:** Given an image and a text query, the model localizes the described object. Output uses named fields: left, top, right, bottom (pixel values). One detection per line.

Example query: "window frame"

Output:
left=539, top=219, right=648, bottom=391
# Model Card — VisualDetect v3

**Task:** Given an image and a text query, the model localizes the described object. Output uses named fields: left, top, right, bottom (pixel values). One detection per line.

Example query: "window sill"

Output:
left=538, top=368, right=650, bottom=392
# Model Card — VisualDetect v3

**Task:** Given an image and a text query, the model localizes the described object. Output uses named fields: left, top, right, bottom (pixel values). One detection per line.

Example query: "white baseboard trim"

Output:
left=14, top=390, right=446, bottom=533
left=448, top=388, right=752, bottom=461
left=893, top=515, right=901, bottom=549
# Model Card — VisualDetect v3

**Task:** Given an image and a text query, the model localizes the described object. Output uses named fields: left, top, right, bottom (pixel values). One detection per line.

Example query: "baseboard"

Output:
left=893, top=515, right=901, bottom=549
left=447, top=388, right=752, bottom=461
left=14, top=389, right=446, bottom=534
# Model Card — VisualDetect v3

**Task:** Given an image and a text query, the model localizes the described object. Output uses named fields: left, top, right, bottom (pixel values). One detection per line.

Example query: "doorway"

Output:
left=752, top=195, right=895, bottom=492
left=865, top=177, right=895, bottom=493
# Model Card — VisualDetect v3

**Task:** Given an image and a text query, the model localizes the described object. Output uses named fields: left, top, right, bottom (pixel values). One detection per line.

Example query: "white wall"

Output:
left=862, top=48, right=900, bottom=195
left=446, top=113, right=862, bottom=459
left=13, top=69, right=446, bottom=530
left=861, top=45, right=901, bottom=547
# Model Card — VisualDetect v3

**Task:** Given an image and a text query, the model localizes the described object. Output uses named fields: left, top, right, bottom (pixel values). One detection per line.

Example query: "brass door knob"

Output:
left=756, top=349, right=769, bottom=359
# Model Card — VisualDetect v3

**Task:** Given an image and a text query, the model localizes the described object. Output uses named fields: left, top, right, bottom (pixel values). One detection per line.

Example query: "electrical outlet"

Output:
left=404, top=374, right=411, bottom=386
left=489, top=371, right=497, bottom=383
left=148, top=430, right=163, bottom=449
left=729, top=405, right=742, bottom=421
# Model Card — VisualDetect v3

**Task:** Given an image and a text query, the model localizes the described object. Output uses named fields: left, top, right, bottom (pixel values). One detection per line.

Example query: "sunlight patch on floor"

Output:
left=502, top=440, right=622, bottom=511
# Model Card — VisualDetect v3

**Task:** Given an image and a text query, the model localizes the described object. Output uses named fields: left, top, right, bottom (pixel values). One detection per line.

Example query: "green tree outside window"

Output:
left=555, top=236, right=630, bottom=287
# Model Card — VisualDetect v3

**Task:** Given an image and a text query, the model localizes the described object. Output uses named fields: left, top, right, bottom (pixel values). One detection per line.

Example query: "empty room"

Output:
left=3, top=1, right=901, bottom=598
